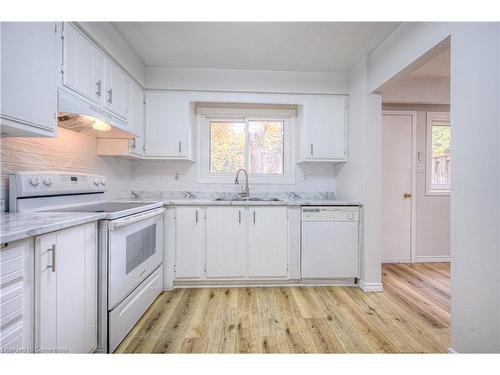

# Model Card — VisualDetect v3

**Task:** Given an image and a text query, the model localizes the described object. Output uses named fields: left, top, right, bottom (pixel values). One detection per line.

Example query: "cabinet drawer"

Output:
left=0, top=245, right=25, bottom=286
left=1, top=282, right=23, bottom=327
left=0, top=319, right=24, bottom=351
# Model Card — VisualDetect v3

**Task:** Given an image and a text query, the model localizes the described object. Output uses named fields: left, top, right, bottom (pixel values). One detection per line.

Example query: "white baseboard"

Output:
left=382, top=257, right=412, bottom=264
left=358, top=280, right=384, bottom=292
left=415, top=255, right=450, bottom=263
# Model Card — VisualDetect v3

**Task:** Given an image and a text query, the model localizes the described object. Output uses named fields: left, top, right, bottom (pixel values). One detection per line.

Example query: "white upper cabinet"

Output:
left=62, top=23, right=102, bottom=104
left=128, top=80, right=145, bottom=156
left=0, top=22, right=58, bottom=137
left=248, top=207, right=289, bottom=279
left=35, top=223, right=98, bottom=353
left=144, top=92, right=193, bottom=159
left=298, top=95, right=347, bottom=162
left=62, top=23, right=130, bottom=121
left=105, top=60, right=130, bottom=120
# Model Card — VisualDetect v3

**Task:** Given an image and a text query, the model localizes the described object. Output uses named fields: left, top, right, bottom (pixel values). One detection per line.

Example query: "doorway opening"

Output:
left=380, top=45, right=451, bottom=266
left=377, top=42, right=451, bottom=348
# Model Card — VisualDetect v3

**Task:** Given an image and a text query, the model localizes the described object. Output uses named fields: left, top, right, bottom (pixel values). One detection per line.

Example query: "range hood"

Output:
left=57, top=89, right=136, bottom=139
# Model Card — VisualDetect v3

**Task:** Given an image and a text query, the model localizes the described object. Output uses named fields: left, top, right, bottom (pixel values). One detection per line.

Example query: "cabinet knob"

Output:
left=310, top=144, right=314, bottom=155
left=403, top=192, right=412, bottom=199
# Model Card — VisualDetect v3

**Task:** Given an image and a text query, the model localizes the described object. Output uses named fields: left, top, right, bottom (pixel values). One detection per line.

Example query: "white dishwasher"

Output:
left=301, top=206, right=360, bottom=280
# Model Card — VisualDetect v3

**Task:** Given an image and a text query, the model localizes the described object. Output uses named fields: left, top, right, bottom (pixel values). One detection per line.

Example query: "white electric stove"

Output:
left=9, top=171, right=165, bottom=353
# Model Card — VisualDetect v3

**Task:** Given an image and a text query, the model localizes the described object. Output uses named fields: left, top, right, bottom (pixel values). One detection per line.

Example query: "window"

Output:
left=426, top=112, right=451, bottom=195
left=197, top=106, right=295, bottom=183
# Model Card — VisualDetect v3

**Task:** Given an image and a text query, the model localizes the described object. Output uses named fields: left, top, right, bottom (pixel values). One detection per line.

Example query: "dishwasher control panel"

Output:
left=301, top=206, right=359, bottom=222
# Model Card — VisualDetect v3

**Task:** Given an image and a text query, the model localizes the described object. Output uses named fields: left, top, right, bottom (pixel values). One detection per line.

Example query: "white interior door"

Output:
left=382, top=113, right=415, bottom=263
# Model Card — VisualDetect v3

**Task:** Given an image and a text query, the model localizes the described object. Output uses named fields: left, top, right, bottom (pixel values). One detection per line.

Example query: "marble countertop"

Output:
left=161, top=198, right=363, bottom=206
left=0, top=212, right=107, bottom=244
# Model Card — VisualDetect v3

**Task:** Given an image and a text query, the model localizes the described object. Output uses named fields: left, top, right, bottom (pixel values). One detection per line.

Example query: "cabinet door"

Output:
left=206, top=207, right=246, bottom=279
left=144, top=92, right=191, bottom=158
left=248, top=207, right=289, bottom=278
left=304, top=95, right=346, bottom=160
left=63, top=23, right=97, bottom=102
left=37, top=233, right=57, bottom=350
left=0, top=22, right=57, bottom=137
left=105, top=60, right=130, bottom=120
left=175, top=207, right=204, bottom=279
left=128, top=80, right=145, bottom=156
left=36, top=223, right=97, bottom=353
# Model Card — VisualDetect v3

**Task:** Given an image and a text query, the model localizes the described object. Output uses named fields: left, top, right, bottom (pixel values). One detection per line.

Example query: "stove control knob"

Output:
left=93, top=178, right=100, bottom=186
left=100, top=178, right=106, bottom=186
left=29, top=177, right=40, bottom=187
left=43, top=177, right=53, bottom=186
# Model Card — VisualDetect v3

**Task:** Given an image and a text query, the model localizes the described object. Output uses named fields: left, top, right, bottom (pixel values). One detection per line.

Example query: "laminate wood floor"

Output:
left=115, top=263, right=450, bottom=353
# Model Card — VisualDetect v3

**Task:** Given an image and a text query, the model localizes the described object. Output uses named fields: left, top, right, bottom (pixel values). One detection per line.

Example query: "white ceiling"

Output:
left=113, top=22, right=400, bottom=72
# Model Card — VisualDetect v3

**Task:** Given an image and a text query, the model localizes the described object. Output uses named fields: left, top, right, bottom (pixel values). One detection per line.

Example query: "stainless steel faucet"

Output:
left=235, top=168, right=250, bottom=198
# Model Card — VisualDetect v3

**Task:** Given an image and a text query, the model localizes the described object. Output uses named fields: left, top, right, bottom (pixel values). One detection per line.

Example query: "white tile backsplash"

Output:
left=1, top=128, right=337, bottom=211
left=0, top=127, right=132, bottom=211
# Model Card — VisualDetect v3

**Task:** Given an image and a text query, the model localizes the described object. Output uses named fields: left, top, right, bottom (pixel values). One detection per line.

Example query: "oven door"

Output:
left=107, top=207, right=164, bottom=310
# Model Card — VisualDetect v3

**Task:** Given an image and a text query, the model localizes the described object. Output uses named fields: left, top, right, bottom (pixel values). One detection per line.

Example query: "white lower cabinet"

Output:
left=174, top=206, right=290, bottom=282
left=206, top=207, right=247, bottom=279
left=35, top=223, right=97, bottom=353
left=175, top=207, right=205, bottom=279
left=0, top=239, right=34, bottom=353
left=248, top=207, right=289, bottom=279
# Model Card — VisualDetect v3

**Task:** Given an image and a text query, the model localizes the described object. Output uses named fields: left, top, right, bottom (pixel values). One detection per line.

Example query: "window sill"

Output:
left=426, top=190, right=451, bottom=196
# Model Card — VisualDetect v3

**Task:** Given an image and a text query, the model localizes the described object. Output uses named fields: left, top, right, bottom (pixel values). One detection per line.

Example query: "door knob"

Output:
left=403, top=192, right=412, bottom=199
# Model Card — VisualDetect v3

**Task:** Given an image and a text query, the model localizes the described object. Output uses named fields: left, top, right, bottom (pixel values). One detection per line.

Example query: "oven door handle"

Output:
left=108, top=207, right=165, bottom=230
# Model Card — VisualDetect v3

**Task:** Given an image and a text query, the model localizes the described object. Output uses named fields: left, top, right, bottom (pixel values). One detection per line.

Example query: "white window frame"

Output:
left=196, top=106, right=296, bottom=184
left=426, top=112, right=451, bottom=195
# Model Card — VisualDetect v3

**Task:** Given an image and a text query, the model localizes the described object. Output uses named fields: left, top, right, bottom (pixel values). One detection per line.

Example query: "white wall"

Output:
left=383, top=104, right=451, bottom=261
left=336, top=55, right=383, bottom=291
left=382, top=78, right=450, bottom=104
left=0, top=128, right=132, bottom=211
left=367, top=22, right=500, bottom=353
left=145, top=66, right=349, bottom=94
left=77, top=22, right=146, bottom=86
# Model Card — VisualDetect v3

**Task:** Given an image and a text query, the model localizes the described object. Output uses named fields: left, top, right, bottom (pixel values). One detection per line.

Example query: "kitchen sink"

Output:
left=212, top=197, right=282, bottom=202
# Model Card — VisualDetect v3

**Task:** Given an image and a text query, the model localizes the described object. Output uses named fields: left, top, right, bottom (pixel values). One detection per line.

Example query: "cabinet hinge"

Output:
left=173, top=265, right=176, bottom=273
left=60, top=64, right=64, bottom=74
left=143, top=145, right=146, bottom=152
left=54, top=23, right=58, bottom=33
left=204, top=265, right=207, bottom=272
left=286, top=264, right=289, bottom=271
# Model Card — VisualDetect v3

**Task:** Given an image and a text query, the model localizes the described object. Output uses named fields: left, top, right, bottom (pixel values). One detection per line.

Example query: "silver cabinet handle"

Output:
left=96, top=80, right=102, bottom=97
left=195, top=210, right=198, bottom=224
left=47, top=244, right=56, bottom=272
left=238, top=210, right=241, bottom=224
left=310, top=144, right=314, bottom=155
left=253, top=210, right=256, bottom=224
left=178, top=141, right=182, bottom=153
left=107, top=89, right=113, bottom=104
